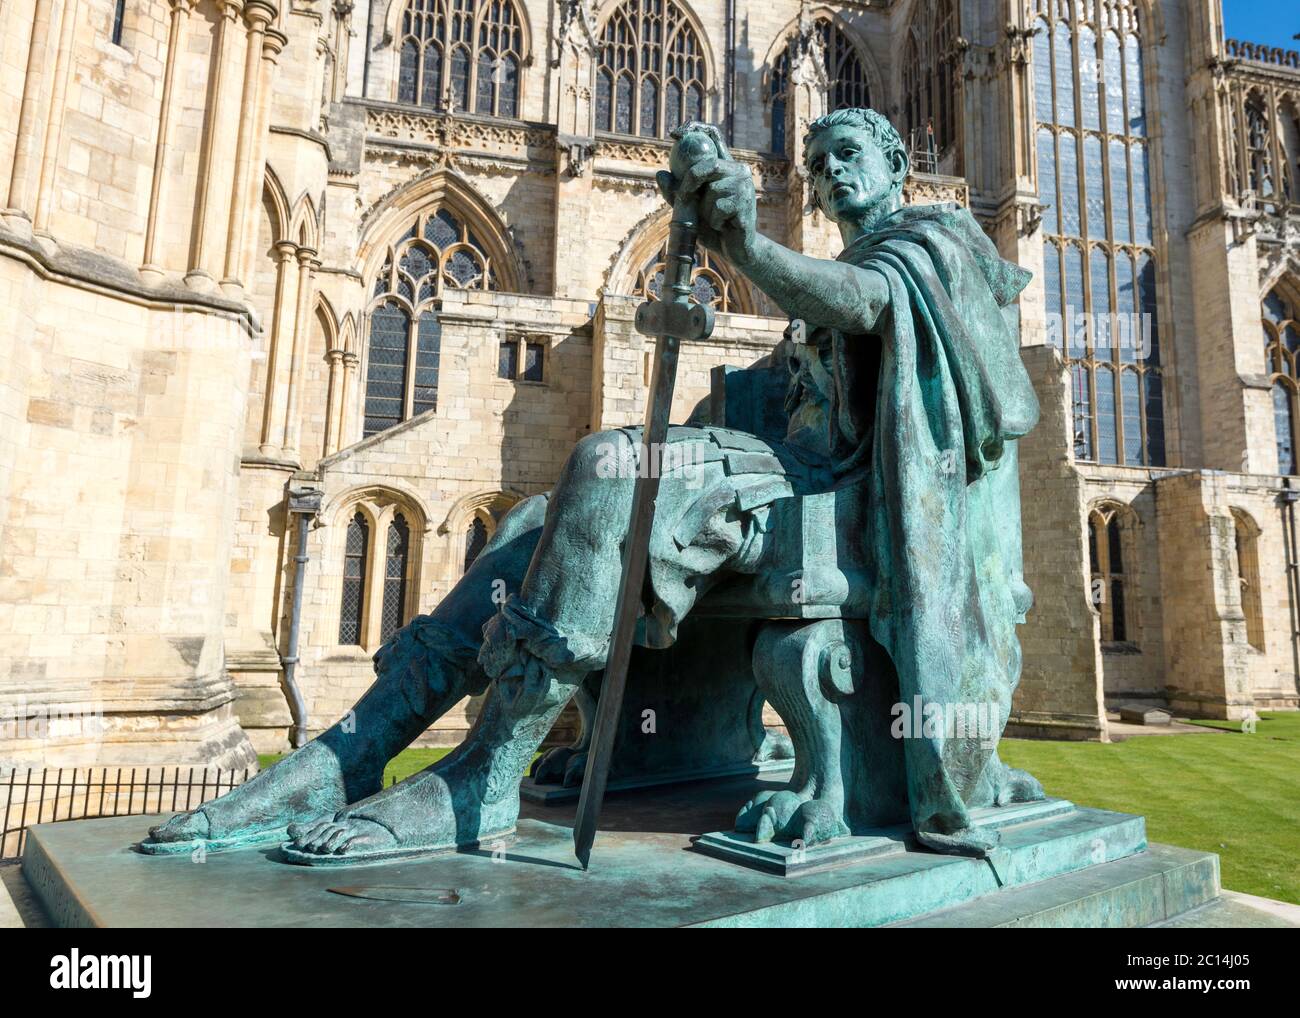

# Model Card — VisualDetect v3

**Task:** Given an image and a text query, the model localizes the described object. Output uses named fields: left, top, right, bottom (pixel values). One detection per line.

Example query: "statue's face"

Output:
left=806, top=125, right=903, bottom=223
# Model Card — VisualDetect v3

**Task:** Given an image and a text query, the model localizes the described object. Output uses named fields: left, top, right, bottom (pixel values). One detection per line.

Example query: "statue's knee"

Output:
left=566, top=429, right=635, bottom=486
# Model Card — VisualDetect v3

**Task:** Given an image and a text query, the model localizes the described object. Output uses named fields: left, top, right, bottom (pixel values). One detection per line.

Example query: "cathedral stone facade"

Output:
left=1, top=0, right=1298, bottom=768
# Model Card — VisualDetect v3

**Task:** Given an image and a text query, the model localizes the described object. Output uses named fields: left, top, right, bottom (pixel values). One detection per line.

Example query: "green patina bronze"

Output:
left=139, top=109, right=1046, bottom=869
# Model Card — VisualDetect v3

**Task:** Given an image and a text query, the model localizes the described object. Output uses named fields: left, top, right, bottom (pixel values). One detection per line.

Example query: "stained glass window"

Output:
left=365, top=207, right=497, bottom=437
left=637, top=242, right=748, bottom=314
left=380, top=514, right=411, bottom=643
left=598, top=0, right=705, bottom=139
left=395, top=0, right=523, bottom=118
left=1264, top=288, right=1300, bottom=474
left=1034, top=0, right=1165, bottom=467
left=339, top=512, right=369, bottom=645
left=768, top=17, right=871, bottom=156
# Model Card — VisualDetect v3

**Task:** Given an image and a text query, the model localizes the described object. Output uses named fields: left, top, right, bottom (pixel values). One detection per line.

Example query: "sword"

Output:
left=572, top=123, right=724, bottom=869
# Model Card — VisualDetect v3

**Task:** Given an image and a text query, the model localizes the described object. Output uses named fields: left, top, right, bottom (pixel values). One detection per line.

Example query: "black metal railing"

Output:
left=0, top=766, right=253, bottom=860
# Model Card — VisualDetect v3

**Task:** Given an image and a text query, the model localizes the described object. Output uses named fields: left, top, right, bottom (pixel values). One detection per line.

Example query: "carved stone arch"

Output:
left=1261, top=263, right=1300, bottom=307
left=1086, top=497, right=1140, bottom=645
left=604, top=204, right=755, bottom=315
left=289, top=192, right=320, bottom=250
left=326, top=482, right=432, bottom=536
left=263, top=166, right=290, bottom=245
left=437, top=487, right=525, bottom=579
left=758, top=6, right=884, bottom=112
left=339, top=310, right=359, bottom=355
left=314, top=293, right=340, bottom=349
left=356, top=168, right=525, bottom=293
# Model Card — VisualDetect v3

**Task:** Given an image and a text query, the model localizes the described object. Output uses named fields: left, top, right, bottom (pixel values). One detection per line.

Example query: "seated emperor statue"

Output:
left=144, top=108, right=1045, bottom=864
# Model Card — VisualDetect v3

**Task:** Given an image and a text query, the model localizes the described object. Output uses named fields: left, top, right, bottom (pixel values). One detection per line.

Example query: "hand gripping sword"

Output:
left=572, top=123, right=725, bottom=869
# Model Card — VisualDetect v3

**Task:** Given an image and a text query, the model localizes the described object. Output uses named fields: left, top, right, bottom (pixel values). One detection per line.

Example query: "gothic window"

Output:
left=597, top=0, right=705, bottom=140
left=1035, top=0, right=1165, bottom=467
left=1088, top=503, right=1132, bottom=644
left=1231, top=509, right=1265, bottom=651
left=900, top=0, right=960, bottom=168
left=768, top=17, right=870, bottom=156
left=1263, top=287, right=1300, bottom=474
left=1245, top=95, right=1275, bottom=206
left=111, top=0, right=126, bottom=46
left=636, top=242, right=750, bottom=314
left=339, top=512, right=369, bottom=645
left=380, top=514, right=411, bottom=643
left=396, top=0, right=524, bottom=117
left=365, top=208, right=497, bottom=437
left=457, top=496, right=518, bottom=573
left=337, top=497, right=425, bottom=649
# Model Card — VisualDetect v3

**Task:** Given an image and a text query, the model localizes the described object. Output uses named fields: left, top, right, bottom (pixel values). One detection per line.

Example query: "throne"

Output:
left=521, top=316, right=1051, bottom=874
left=518, top=345, right=910, bottom=866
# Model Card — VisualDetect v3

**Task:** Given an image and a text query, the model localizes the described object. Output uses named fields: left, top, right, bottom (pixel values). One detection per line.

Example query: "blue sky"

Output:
left=1222, top=1, right=1299, bottom=49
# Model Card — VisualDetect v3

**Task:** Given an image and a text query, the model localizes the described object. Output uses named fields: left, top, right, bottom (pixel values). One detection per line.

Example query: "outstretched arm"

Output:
left=663, top=156, right=890, bottom=335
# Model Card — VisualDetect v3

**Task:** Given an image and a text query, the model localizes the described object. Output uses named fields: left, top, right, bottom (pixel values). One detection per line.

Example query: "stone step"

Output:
left=894, top=843, right=1219, bottom=927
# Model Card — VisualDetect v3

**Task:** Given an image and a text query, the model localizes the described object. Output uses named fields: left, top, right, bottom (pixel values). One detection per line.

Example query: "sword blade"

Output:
left=571, top=327, right=682, bottom=870
left=571, top=174, right=710, bottom=869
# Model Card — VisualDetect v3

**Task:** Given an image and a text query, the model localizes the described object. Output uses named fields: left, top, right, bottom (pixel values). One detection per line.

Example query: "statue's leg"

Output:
left=285, top=428, right=766, bottom=862
left=284, top=656, right=586, bottom=863
left=140, top=495, right=549, bottom=854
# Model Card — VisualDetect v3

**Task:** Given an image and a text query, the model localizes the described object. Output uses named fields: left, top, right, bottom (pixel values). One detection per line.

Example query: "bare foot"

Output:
left=284, top=755, right=517, bottom=864
left=142, top=740, right=380, bottom=852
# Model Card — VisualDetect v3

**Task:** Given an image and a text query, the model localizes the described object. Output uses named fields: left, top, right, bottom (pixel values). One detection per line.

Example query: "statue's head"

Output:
left=803, top=108, right=909, bottom=223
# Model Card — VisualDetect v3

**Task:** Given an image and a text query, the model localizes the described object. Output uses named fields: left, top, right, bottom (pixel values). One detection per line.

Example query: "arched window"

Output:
left=768, top=17, right=870, bottom=156
left=596, top=0, right=705, bottom=139
left=339, top=511, right=369, bottom=645
left=636, top=241, right=750, bottom=314
left=1231, top=508, right=1265, bottom=651
left=450, top=493, right=519, bottom=575
left=900, top=0, right=960, bottom=167
left=1263, top=287, right=1300, bottom=474
left=365, top=207, right=497, bottom=437
left=464, top=514, right=489, bottom=570
left=1088, top=503, right=1133, bottom=643
left=396, top=0, right=524, bottom=117
left=1035, top=0, right=1165, bottom=467
left=1245, top=94, right=1275, bottom=208
left=381, top=514, right=411, bottom=642
left=336, top=494, right=425, bottom=649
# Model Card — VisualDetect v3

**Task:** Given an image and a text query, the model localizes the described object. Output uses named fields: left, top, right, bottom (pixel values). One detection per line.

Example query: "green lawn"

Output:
left=999, top=712, right=1300, bottom=904
left=258, top=747, right=454, bottom=787
left=260, top=712, right=1300, bottom=904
